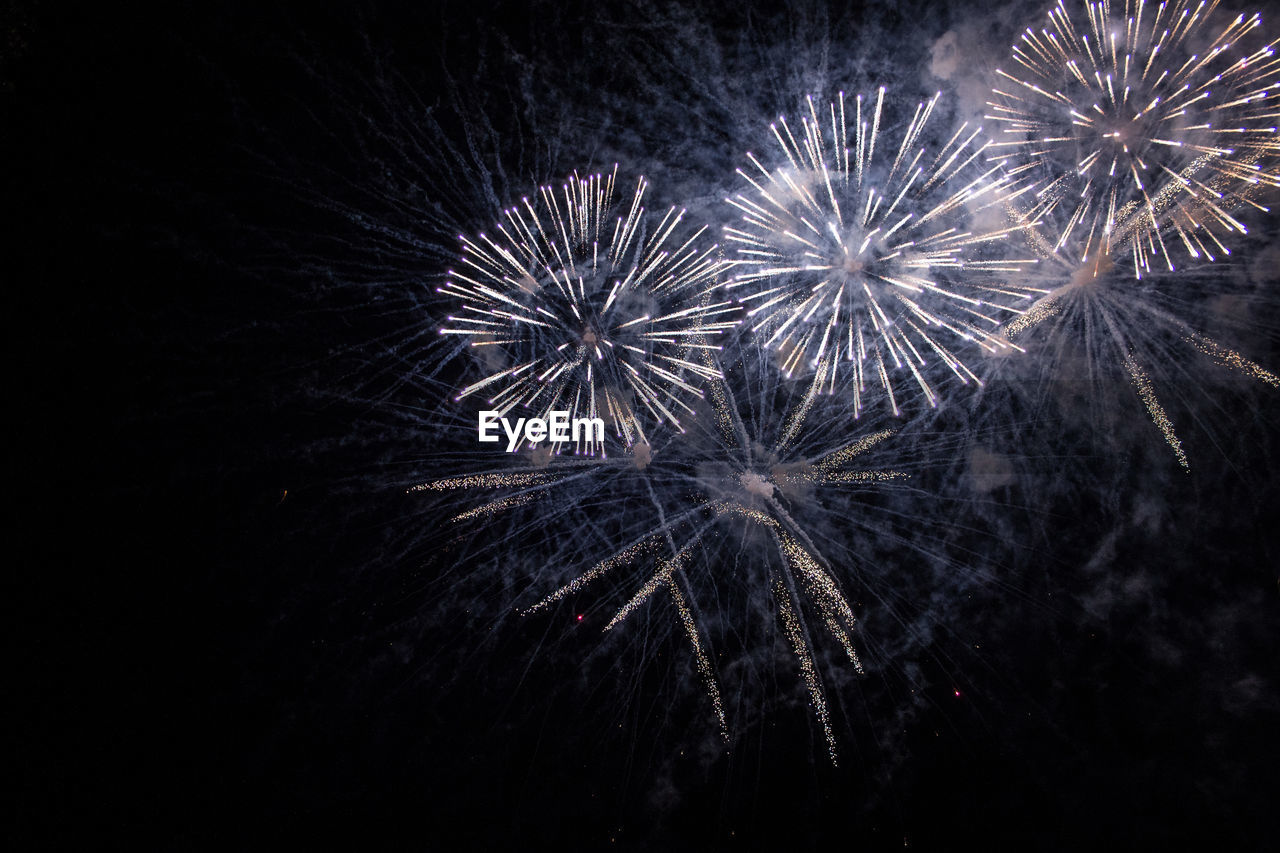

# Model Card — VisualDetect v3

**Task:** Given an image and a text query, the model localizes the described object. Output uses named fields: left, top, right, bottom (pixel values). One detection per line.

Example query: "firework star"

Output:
left=440, top=166, right=740, bottom=453
left=725, top=87, right=1042, bottom=416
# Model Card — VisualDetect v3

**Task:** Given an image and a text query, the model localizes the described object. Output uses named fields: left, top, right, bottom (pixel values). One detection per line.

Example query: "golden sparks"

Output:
left=411, top=471, right=557, bottom=491
left=425, top=346, right=909, bottom=760
left=1186, top=331, right=1280, bottom=386
left=452, top=492, right=541, bottom=522
left=774, top=578, right=838, bottom=763
left=523, top=534, right=665, bottom=616
left=670, top=579, right=728, bottom=740
left=1123, top=351, right=1189, bottom=470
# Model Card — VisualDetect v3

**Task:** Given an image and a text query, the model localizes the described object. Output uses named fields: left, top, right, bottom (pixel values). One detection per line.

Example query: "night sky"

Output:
left=12, top=0, right=1280, bottom=849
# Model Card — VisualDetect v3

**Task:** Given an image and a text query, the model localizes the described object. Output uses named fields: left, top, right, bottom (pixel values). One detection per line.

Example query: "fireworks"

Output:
left=724, top=88, right=1041, bottom=417
left=439, top=166, right=740, bottom=454
left=987, top=0, right=1280, bottom=269
left=417, top=343, right=915, bottom=762
left=382, top=1, right=1280, bottom=769
left=999, top=229, right=1278, bottom=468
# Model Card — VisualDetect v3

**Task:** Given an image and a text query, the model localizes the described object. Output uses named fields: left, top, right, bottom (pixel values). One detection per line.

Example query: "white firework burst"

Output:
left=440, top=166, right=740, bottom=454
left=987, top=0, right=1280, bottom=268
left=725, top=88, right=1040, bottom=417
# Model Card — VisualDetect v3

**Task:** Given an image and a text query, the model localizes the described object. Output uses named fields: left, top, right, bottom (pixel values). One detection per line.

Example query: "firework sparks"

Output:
left=725, top=88, right=1041, bottom=417
left=1134, top=148, right=1276, bottom=271
left=440, top=166, right=740, bottom=454
left=999, top=224, right=1277, bottom=467
left=988, top=0, right=1280, bottom=267
left=413, top=344, right=911, bottom=759
left=1185, top=329, right=1280, bottom=385
left=1122, top=350, right=1188, bottom=467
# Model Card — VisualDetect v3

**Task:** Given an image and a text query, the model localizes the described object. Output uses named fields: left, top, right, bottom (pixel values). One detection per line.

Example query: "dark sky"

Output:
left=11, top=0, right=1280, bottom=849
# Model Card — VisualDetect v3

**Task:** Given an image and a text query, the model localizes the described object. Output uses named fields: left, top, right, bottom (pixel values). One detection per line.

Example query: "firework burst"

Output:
left=1000, top=222, right=1279, bottom=468
left=415, top=343, right=926, bottom=762
left=440, top=167, right=740, bottom=453
left=988, top=0, right=1280, bottom=268
left=723, top=88, right=1041, bottom=417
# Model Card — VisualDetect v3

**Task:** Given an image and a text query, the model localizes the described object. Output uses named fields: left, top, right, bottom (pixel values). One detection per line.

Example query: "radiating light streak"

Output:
left=441, top=166, right=740, bottom=455
left=726, top=89, right=1042, bottom=417
left=415, top=347, right=910, bottom=760
left=987, top=0, right=1280, bottom=267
